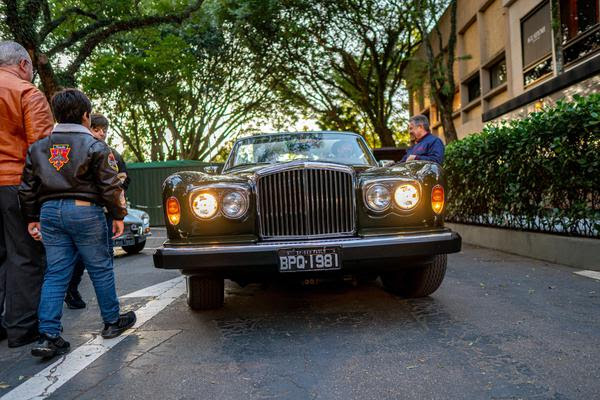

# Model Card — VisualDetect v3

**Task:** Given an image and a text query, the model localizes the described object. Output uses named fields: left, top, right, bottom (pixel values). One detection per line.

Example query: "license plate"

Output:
left=115, top=238, right=135, bottom=247
left=278, top=247, right=342, bottom=272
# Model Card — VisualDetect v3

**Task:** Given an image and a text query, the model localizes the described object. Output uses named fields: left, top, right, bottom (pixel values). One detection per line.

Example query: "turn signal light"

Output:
left=166, top=196, right=181, bottom=225
left=431, top=185, right=444, bottom=214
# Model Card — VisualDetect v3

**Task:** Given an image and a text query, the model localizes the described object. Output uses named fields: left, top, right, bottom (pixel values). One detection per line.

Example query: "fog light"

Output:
left=192, top=192, right=218, bottom=219
left=166, top=197, right=180, bottom=225
left=431, top=185, right=444, bottom=214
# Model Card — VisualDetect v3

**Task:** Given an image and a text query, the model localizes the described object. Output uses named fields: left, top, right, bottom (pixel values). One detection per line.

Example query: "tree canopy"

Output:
left=1, top=0, right=457, bottom=159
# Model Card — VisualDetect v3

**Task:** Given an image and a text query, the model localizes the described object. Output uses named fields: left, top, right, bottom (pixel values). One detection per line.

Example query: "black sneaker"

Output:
left=65, top=290, right=86, bottom=309
left=101, top=311, right=136, bottom=339
left=31, top=334, right=70, bottom=358
left=0, top=326, right=6, bottom=342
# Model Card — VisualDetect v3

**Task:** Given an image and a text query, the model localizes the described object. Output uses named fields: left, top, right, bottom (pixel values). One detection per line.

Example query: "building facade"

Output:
left=410, top=0, right=600, bottom=140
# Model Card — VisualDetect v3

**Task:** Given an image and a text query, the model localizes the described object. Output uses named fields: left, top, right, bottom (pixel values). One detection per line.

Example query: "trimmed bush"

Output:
left=445, top=94, right=600, bottom=237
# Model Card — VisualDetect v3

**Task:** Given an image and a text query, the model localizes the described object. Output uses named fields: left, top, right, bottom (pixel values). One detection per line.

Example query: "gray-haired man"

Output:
left=400, top=115, right=445, bottom=165
left=0, top=40, right=54, bottom=347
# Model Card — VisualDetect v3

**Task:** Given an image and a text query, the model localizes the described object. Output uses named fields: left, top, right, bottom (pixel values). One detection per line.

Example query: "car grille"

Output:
left=256, top=166, right=355, bottom=239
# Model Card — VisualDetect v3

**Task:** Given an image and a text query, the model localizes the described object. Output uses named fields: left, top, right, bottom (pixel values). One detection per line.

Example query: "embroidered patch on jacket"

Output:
left=48, top=144, right=71, bottom=171
left=108, top=152, right=119, bottom=172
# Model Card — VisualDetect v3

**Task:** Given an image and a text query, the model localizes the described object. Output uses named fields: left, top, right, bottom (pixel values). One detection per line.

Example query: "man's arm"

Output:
left=18, top=148, right=41, bottom=223
left=91, top=142, right=127, bottom=221
left=22, top=88, right=54, bottom=145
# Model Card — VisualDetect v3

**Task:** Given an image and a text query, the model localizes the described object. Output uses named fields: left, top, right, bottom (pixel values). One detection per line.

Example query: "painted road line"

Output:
left=1, top=277, right=185, bottom=400
left=122, top=276, right=184, bottom=298
left=574, top=270, right=600, bottom=281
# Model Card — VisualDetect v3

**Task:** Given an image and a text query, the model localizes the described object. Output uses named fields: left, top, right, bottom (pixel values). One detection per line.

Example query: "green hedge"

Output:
left=445, top=94, right=600, bottom=237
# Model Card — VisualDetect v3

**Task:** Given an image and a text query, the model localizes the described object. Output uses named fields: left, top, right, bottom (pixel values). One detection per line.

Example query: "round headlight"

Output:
left=222, top=191, right=248, bottom=219
left=394, top=184, right=419, bottom=210
left=365, top=184, right=391, bottom=211
left=192, top=192, right=218, bottom=219
left=141, top=213, right=150, bottom=227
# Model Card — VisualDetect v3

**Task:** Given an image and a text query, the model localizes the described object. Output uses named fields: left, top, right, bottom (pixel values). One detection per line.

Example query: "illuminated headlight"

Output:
left=222, top=191, right=248, bottom=219
left=365, top=184, right=391, bottom=211
left=394, top=184, right=419, bottom=210
left=191, top=192, right=218, bottom=219
left=141, top=213, right=150, bottom=227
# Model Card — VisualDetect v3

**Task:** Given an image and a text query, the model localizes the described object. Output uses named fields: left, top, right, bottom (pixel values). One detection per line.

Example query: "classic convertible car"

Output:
left=153, top=131, right=461, bottom=310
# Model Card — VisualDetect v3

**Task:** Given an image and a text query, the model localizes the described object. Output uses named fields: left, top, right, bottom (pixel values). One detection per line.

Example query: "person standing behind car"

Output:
left=400, top=115, right=445, bottom=165
left=64, top=113, right=130, bottom=310
left=19, top=89, right=136, bottom=358
left=0, top=40, right=54, bottom=347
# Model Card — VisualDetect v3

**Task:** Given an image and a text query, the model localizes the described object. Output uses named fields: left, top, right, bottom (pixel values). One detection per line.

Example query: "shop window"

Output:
left=466, top=75, right=481, bottom=103
left=560, top=0, right=599, bottom=41
left=560, top=0, right=600, bottom=65
left=524, top=56, right=553, bottom=86
left=489, top=58, right=507, bottom=89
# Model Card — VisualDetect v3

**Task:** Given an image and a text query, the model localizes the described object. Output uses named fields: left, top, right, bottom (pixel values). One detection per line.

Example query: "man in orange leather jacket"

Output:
left=0, top=40, right=54, bottom=347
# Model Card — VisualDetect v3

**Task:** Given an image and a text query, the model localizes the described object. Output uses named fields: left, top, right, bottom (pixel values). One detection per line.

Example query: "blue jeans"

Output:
left=38, top=199, right=120, bottom=336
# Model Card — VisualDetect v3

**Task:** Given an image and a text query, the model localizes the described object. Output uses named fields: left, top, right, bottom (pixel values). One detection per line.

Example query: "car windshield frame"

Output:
left=223, top=132, right=378, bottom=171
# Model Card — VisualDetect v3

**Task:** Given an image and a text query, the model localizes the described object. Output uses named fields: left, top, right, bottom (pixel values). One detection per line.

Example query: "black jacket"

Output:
left=110, top=146, right=130, bottom=191
left=19, top=124, right=127, bottom=222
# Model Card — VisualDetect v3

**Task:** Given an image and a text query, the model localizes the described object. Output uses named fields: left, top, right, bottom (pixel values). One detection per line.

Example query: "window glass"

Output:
left=227, top=133, right=377, bottom=169
left=560, top=0, right=600, bottom=41
left=466, top=75, right=481, bottom=102
left=523, top=57, right=553, bottom=86
left=489, top=58, right=507, bottom=89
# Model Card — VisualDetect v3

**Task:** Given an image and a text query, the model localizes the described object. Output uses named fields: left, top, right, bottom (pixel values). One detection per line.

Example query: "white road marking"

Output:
left=574, top=270, right=600, bottom=281
left=1, top=277, right=185, bottom=400
left=122, top=276, right=183, bottom=298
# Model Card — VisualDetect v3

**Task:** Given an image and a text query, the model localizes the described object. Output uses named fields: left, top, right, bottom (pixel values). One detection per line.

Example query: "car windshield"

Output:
left=226, top=132, right=377, bottom=169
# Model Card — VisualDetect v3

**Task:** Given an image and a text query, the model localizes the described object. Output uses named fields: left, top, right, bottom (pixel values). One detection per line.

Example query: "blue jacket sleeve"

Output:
left=415, top=139, right=445, bottom=164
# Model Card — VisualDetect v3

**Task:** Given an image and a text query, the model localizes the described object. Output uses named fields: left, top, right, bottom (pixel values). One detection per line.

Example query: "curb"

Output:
left=447, top=223, right=600, bottom=271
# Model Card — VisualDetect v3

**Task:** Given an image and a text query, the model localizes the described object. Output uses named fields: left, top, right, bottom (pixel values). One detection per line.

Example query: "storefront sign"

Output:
left=521, top=1, right=552, bottom=68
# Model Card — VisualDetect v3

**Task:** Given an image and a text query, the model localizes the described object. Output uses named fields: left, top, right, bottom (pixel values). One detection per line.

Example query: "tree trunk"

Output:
left=551, top=0, right=564, bottom=75
left=376, top=125, right=396, bottom=147
left=439, top=104, right=458, bottom=143
left=32, top=51, right=61, bottom=99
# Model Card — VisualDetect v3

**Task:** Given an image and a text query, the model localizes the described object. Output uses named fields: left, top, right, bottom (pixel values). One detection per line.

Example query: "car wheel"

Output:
left=122, top=239, right=146, bottom=254
left=381, top=254, right=447, bottom=298
left=186, top=275, right=224, bottom=310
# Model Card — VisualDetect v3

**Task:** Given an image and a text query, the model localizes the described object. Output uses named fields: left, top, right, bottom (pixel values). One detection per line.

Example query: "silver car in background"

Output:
left=113, top=208, right=151, bottom=254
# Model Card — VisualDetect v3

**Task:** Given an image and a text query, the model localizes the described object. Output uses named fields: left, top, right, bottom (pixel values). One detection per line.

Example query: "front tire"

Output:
left=381, top=254, right=447, bottom=298
left=186, top=276, right=224, bottom=310
left=122, top=239, right=146, bottom=254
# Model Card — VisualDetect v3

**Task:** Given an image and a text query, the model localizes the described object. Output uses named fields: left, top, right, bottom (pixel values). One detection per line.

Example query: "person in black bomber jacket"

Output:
left=19, top=89, right=136, bottom=358
left=64, top=113, right=130, bottom=310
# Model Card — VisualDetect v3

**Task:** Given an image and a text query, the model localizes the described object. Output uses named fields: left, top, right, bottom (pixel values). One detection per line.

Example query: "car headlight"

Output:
left=222, top=191, right=248, bottom=219
left=141, top=213, right=150, bottom=227
left=365, top=184, right=391, bottom=211
left=191, top=192, right=218, bottom=219
left=394, top=184, right=419, bottom=210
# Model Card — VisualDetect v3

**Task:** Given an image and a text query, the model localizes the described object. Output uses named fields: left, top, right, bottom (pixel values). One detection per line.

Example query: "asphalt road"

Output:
left=1, top=233, right=599, bottom=400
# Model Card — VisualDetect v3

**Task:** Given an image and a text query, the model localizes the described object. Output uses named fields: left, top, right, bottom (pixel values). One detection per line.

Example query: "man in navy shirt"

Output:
left=400, top=115, right=445, bottom=165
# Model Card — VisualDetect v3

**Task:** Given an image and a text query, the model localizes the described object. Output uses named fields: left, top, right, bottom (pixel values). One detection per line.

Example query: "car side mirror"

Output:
left=379, top=160, right=395, bottom=167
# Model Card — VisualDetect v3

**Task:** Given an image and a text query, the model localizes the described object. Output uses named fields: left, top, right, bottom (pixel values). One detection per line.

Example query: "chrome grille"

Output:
left=257, top=167, right=355, bottom=239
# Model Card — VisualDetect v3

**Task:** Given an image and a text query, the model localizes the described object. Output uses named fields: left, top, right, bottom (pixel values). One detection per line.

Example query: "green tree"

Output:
left=0, top=0, right=202, bottom=97
left=223, top=0, right=416, bottom=147
left=81, top=5, right=282, bottom=162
